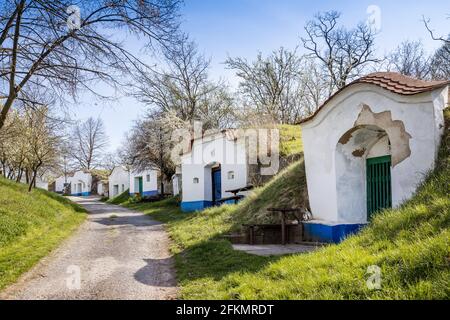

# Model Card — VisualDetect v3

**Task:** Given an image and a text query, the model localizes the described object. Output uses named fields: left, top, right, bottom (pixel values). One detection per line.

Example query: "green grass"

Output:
left=106, top=189, right=130, bottom=205
left=125, top=111, right=449, bottom=299
left=279, top=124, right=302, bottom=157
left=0, top=178, right=86, bottom=290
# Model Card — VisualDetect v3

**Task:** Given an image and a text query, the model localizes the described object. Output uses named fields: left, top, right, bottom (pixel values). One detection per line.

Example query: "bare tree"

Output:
left=226, top=47, right=304, bottom=124
left=302, top=11, right=379, bottom=91
left=101, top=151, right=120, bottom=173
left=423, top=15, right=450, bottom=80
left=121, top=111, right=187, bottom=194
left=387, top=40, right=432, bottom=79
left=431, top=41, right=450, bottom=80
left=70, top=117, right=108, bottom=170
left=133, top=35, right=235, bottom=128
left=297, top=57, right=331, bottom=116
left=423, top=15, right=450, bottom=45
left=0, top=0, right=181, bottom=130
left=58, top=140, right=77, bottom=181
left=0, top=105, right=62, bottom=191
left=22, top=106, right=61, bottom=191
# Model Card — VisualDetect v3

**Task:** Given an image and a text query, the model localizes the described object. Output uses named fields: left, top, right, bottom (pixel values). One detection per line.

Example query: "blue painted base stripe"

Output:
left=303, top=223, right=365, bottom=243
left=129, top=190, right=159, bottom=197
left=71, top=192, right=91, bottom=197
left=143, top=190, right=158, bottom=197
left=181, top=201, right=213, bottom=212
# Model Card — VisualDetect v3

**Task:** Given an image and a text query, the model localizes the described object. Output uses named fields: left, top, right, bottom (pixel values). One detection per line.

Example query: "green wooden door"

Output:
left=138, top=177, right=143, bottom=194
left=367, top=155, right=392, bottom=219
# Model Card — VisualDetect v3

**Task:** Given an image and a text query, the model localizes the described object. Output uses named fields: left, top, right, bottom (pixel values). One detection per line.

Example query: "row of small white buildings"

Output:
left=54, top=167, right=162, bottom=198
left=52, top=72, right=449, bottom=244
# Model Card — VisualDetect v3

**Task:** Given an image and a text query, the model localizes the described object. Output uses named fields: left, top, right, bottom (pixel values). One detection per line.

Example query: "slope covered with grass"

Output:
left=0, top=179, right=86, bottom=290
left=126, top=112, right=449, bottom=299
left=107, top=189, right=130, bottom=205
left=279, top=124, right=303, bottom=157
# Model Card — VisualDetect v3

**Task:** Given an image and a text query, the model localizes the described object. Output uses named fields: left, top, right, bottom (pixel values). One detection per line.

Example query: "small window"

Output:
left=193, top=177, right=199, bottom=184
left=146, top=174, right=150, bottom=182
left=121, top=184, right=124, bottom=192
left=228, top=171, right=235, bottom=180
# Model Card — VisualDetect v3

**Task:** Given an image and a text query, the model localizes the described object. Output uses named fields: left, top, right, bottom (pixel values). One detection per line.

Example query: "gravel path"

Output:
left=0, top=197, right=178, bottom=300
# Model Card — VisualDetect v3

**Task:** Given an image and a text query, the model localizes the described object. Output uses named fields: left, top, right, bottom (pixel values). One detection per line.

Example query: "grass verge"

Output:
left=0, top=180, right=86, bottom=290
left=125, top=110, right=449, bottom=299
left=106, top=189, right=130, bottom=205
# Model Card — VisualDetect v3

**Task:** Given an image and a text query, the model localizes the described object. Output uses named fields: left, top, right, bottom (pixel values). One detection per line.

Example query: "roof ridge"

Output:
left=298, top=72, right=450, bottom=125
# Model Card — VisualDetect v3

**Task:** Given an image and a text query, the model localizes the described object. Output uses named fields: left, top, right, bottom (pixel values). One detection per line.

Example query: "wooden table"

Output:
left=267, top=208, right=302, bottom=245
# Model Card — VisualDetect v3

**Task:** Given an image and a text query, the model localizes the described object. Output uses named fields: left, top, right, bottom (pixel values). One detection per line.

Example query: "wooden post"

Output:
left=280, top=212, right=286, bottom=245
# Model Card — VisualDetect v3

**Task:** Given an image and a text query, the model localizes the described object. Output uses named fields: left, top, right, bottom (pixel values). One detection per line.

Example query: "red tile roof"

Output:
left=298, top=72, right=450, bottom=124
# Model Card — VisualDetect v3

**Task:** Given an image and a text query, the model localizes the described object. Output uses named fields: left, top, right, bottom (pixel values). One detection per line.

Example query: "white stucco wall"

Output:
left=97, top=183, right=104, bottom=196
left=172, top=174, right=180, bottom=196
left=68, top=170, right=92, bottom=195
left=35, top=177, right=48, bottom=190
left=108, top=166, right=130, bottom=197
left=129, top=169, right=159, bottom=194
left=55, top=176, right=68, bottom=192
left=301, top=84, right=448, bottom=224
left=181, top=133, right=248, bottom=203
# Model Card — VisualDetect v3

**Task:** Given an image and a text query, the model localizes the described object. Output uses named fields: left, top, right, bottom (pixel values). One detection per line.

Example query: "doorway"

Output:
left=211, top=167, right=222, bottom=205
left=367, top=155, right=392, bottom=218
left=135, top=177, right=143, bottom=194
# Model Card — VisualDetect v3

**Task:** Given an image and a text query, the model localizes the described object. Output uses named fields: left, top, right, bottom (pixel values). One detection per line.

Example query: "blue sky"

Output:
left=70, top=0, right=449, bottom=152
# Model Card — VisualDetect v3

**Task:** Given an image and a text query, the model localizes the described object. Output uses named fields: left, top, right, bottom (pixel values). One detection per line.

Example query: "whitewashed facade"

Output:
left=108, top=166, right=130, bottom=198
left=129, top=169, right=159, bottom=197
left=180, top=130, right=250, bottom=212
left=97, top=180, right=108, bottom=197
left=299, top=72, right=449, bottom=243
left=68, top=170, right=92, bottom=196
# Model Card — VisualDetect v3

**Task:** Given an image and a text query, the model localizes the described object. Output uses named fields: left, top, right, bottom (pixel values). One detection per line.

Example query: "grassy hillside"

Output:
left=106, top=189, right=130, bottom=205
left=0, top=179, right=86, bottom=290
left=126, top=112, right=449, bottom=299
left=279, top=124, right=303, bottom=157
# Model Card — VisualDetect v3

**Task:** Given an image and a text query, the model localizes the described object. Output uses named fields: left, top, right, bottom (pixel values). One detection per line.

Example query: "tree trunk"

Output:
left=160, top=177, right=165, bottom=196
left=28, top=170, right=37, bottom=192
left=16, top=169, right=22, bottom=182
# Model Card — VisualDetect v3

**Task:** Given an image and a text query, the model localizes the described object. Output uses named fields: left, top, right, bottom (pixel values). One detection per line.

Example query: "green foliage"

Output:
left=106, top=189, right=130, bottom=205
left=128, top=193, right=143, bottom=204
left=279, top=124, right=303, bottom=156
left=0, top=178, right=86, bottom=290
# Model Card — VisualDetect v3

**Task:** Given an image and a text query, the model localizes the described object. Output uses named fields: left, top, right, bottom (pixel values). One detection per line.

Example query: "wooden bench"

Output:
left=217, top=195, right=244, bottom=204
left=267, top=208, right=303, bottom=245
left=226, top=185, right=254, bottom=195
left=219, top=185, right=254, bottom=205
left=242, top=223, right=300, bottom=245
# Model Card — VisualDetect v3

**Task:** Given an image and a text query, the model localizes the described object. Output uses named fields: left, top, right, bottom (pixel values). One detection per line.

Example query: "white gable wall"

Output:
left=172, top=174, right=180, bottom=196
left=301, top=84, right=448, bottom=225
left=55, top=176, right=68, bottom=192
left=108, top=166, right=130, bottom=197
left=181, top=133, right=248, bottom=211
left=129, top=169, right=159, bottom=196
left=68, top=171, right=92, bottom=196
